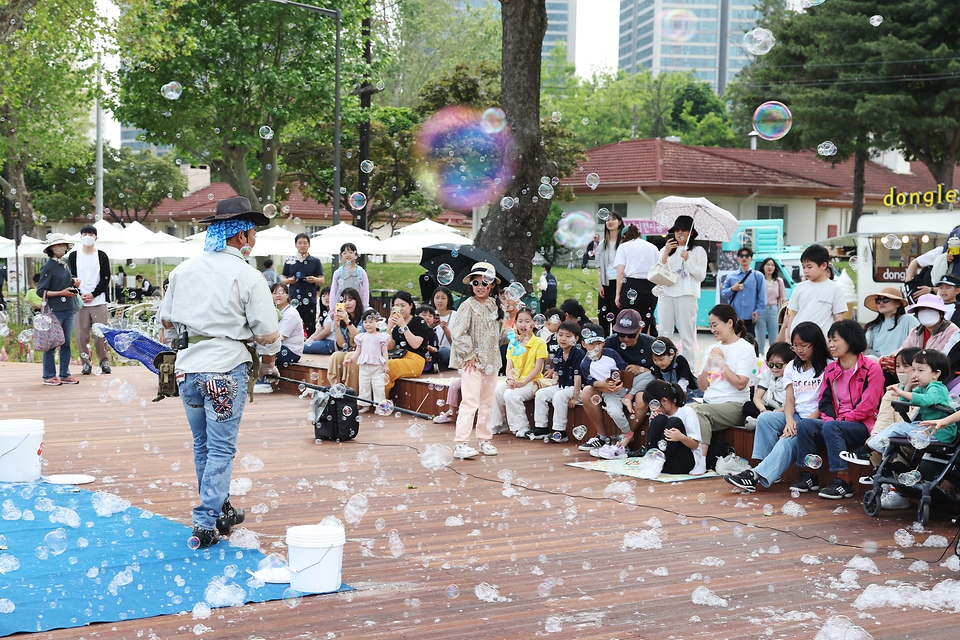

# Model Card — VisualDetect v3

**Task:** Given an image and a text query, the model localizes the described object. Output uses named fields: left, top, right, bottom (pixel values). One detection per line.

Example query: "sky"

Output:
left=574, top=0, right=620, bottom=78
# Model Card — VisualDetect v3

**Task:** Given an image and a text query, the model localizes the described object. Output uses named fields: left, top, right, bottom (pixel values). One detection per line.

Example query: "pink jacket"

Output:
left=900, top=322, right=960, bottom=354
left=817, top=353, right=885, bottom=430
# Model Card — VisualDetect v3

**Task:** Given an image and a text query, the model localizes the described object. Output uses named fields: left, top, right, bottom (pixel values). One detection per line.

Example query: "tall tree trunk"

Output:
left=215, top=145, right=259, bottom=208
left=475, top=0, right=551, bottom=288
left=0, top=0, right=39, bottom=42
left=258, top=139, right=280, bottom=209
left=848, top=140, right=867, bottom=233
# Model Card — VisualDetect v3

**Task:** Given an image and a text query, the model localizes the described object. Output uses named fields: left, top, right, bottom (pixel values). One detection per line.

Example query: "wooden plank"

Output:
left=4, top=362, right=954, bottom=640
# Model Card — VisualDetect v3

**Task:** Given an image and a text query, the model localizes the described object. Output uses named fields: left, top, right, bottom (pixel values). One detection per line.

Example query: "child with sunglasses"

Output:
left=742, top=342, right=792, bottom=429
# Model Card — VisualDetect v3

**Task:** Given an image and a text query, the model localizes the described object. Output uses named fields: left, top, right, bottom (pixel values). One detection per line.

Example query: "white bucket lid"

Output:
left=286, top=523, right=346, bottom=548
left=0, top=419, right=44, bottom=434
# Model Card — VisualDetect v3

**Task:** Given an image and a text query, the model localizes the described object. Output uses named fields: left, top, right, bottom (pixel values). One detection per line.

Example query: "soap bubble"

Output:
left=585, top=173, right=600, bottom=190
left=907, top=429, right=930, bottom=449
left=550, top=111, right=561, bottom=123
left=348, top=192, right=367, bottom=210
left=258, top=125, right=274, bottom=140
left=648, top=399, right=661, bottom=411
left=330, top=383, right=347, bottom=398
left=532, top=314, right=546, bottom=329
left=33, top=314, right=52, bottom=331
left=881, top=233, right=903, bottom=250
left=597, top=208, right=610, bottom=221
left=500, top=196, right=515, bottom=210
left=752, top=101, right=793, bottom=141
left=282, top=587, right=302, bottom=608
left=414, top=106, right=515, bottom=209
left=420, top=444, right=454, bottom=471
left=160, top=81, right=182, bottom=100
left=537, top=183, right=554, bottom=199
left=374, top=400, right=395, bottom=416
left=17, top=329, right=33, bottom=343
left=480, top=108, right=507, bottom=134
left=762, top=504, right=774, bottom=516
left=43, top=528, right=68, bottom=555
left=590, top=395, right=602, bottom=406
left=503, top=282, right=526, bottom=302
left=554, top=211, right=595, bottom=249
left=804, top=454, right=822, bottom=469
left=343, top=493, right=369, bottom=524
left=848, top=255, right=860, bottom=272
left=263, top=203, right=278, bottom=219
left=359, top=160, right=374, bottom=174
left=894, top=528, right=915, bottom=547
left=869, top=15, right=883, bottom=27
left=898, top=470, right=922, bottom=487
left=742, top=27, right=775, bottom=56
left=626, top=289, right=638, bottom=303
left=660, top=8, right=697, bottom=42
left=445, top=584, right=460, bottom=599
left=436, top=264, right=455, bottom=286
left=817, top=141, right=838, bottom=157
left=571, top=425, right=587, bottom=440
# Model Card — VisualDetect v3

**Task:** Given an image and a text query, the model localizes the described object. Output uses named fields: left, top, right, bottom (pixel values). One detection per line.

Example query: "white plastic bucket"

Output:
left=286, top=523, right=345, bottom=594
left=0, top=419, right=44, bottom=483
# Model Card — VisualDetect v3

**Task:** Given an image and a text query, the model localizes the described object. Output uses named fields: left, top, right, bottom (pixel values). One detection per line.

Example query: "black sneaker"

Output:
left=548, top=431, right=569, bottom=443
left=578, top=436, right=610, bottom=451
left=81, top=363, right=92, bottom=375
left=724, top=469, right=758, bottom=493
left=188, top=527, right=220, bottom=549
left=790, top=471, right=819, bottom=493
left=215, top=499, right=245, bottom=536
left=626, top=446, right=647, bottom=458
left=818, top=478, right=853, bottom=500
left=839, top=449, right=872, bottom=467
left=528, top=426, right=552, bottom=441
left=101, top=362, right=112, bottom=374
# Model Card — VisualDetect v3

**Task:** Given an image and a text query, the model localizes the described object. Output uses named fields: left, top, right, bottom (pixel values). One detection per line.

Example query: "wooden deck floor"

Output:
left=2, top=362, right=959, bottom=639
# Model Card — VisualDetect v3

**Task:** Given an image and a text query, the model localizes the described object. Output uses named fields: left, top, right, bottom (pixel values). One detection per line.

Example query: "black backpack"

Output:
left=311, top=388, right=360, bottom=441
left=707, top=438, right=736, bottom=471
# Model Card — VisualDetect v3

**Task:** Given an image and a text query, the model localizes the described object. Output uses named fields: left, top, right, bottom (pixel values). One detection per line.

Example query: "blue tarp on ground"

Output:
left=0, top=482, right=350, bottom=637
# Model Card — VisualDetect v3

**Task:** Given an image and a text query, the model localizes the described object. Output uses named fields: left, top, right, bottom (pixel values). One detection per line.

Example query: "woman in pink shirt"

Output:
left=792, top=320, right=884, bottom=500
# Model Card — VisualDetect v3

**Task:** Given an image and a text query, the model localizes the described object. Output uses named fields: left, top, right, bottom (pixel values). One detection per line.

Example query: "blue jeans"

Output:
left=867, top=421, right=922, bottom=451
left=751, top=411, right=801, bottom=487
left=177, top=363, right=249, bottom=530
left=42, top=308, right=74, bottom=379
left=757, top=304, right=780, bottom=354
left=302, top=339, right=336, bottom=355
left=436, top=346, right=451, bottom=371
left=795, top=418, right=869, bottom=472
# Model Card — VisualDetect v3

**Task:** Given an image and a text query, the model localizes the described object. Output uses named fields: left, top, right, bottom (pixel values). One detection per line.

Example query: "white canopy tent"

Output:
left=251, top=226, right=298, bottom=257
left=310, top=222, right=383, bottom=255
left=0, top=235, right=46, bottom=259
left=376, top=232, right=474, bottom=257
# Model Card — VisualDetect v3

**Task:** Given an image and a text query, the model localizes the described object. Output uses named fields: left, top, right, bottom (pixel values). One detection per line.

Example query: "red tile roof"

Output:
left=559, top=138, right=960, bottom=206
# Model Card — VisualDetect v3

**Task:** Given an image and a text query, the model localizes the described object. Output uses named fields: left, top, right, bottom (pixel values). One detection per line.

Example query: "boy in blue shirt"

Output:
left=531, top=321, right=585, bottom=443
left=578, top=323, right=630, bottom=451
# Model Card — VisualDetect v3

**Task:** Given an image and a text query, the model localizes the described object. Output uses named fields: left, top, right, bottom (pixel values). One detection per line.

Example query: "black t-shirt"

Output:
left=603, top=333, right=654, bottom=369
left=282, top=255, right=324, bottom=305
left=653, top=354, right=696, bottom=389
left=392, top=316, right=434, bottom=359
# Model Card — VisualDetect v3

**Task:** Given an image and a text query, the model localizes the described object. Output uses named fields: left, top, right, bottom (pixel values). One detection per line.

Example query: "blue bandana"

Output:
left=204, top=220, right=255, bottom=252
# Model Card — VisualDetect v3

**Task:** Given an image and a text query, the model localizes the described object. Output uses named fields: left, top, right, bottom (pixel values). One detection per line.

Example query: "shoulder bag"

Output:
left=647, top=261, right=678, bottom=287
left=33, top=303, right=65, bottom=352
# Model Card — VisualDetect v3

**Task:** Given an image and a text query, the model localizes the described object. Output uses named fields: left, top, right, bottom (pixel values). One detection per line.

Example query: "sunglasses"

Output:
left=766, top=361, right=785, bottom=370
left=470, top=279, right=492, bottom=288
left=874, top=296, right=893, bottom=305
left=737, top=254, right=751, bottom=259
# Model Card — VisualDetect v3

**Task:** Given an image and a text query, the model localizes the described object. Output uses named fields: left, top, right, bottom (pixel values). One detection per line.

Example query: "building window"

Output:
left=305, top=224, right=326, bottom=236
left=757, top=205, right=785, bottom=220
left=597, top=202, right=628, bottom=217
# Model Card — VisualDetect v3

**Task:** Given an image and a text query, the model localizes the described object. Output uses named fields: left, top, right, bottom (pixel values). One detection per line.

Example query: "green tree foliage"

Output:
left=537, top=202, right=564, bottom=265
left=114, top=0, right=368, bottom=212
left=0, top=0, right=100, bottom=236
left=372, top=0, right=502, bottom=109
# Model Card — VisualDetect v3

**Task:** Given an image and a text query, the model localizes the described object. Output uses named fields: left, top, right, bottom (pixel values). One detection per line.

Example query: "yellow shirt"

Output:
left=509, top=334, right=547, bottom=381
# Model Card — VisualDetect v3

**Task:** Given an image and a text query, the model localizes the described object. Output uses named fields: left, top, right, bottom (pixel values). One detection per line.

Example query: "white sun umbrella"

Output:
left=310, top=222, right=383, bottom=255
left=250, top=225, right=298, bottom=257
left=395, top=218, right=468, bottom=237
left=377, top=231, right=474, bottom=258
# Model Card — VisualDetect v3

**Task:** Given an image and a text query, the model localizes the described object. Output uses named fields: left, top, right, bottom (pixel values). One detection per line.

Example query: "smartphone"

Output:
left=392, top=306, right=401, bottom=316
left=336, top=302, right=345, bottom=314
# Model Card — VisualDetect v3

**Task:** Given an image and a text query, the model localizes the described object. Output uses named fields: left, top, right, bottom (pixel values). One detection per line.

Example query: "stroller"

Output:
left=862, top=401, right=960, bottom=526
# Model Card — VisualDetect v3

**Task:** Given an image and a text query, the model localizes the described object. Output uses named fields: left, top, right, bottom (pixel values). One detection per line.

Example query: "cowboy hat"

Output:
left=42, top=233, right=74, bottom=256
left=462, top=261, right=500, bottom=285
left=906, top=293, right=947, bottom=315
left=198, top=196, right=270, bottom=226
left=863, top=286, right=908, bottom=313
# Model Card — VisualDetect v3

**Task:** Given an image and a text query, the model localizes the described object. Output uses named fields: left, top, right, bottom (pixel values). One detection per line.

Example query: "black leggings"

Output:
left=598, top=283, right=618, bottom=336
left=619, top=277, right=658, bottom=336
left=648, top=414, right=696, bottom=474
left=296, top=301, right=317, bottom=336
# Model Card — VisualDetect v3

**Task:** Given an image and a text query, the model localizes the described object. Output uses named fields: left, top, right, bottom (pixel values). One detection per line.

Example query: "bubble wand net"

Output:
left=93, top=323, right=166, bottom=374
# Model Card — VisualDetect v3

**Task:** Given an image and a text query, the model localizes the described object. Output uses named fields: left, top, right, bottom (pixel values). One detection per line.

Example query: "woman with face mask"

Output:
left=36, top=234, right=82, bottom=385
left=897, top=293, right=960, bottom=355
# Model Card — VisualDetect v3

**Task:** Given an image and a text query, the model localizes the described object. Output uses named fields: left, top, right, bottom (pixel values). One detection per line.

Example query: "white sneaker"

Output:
left=514, top=428, right=530, bottom=439
left=490, top=424, right=510, bottom=435
left=253, top=382, right=274, bottom=394
left=881, top=486, right=911, bottom=509
left=453, top=443, right=479, bottom=459
left=592, top=444, right=627, bottom=460
left=743, top=416, right=757, bottom=430
left=433, top=412, right=452, bottom=424
left=715, top=453, right=751, bottom=475
left=478, top=441, right=498, bottom=456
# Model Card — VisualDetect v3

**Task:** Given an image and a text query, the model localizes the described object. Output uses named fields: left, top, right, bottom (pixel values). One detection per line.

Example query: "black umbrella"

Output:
left=419, top=244, right=518, bottom=296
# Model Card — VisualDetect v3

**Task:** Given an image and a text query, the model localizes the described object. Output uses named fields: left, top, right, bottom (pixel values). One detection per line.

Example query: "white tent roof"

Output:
left=377, top=232, right=474, bottom=257
left=251, top=226, right=298, bottom=257
left=396, top=218, right=468, bottom=237
left=0, top=235, right=44, bottom=258
left=310, top=222, right=383, bottom=255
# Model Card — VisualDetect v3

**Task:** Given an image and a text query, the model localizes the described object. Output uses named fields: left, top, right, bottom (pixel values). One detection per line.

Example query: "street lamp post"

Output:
left=267, top=0, right=341, bottom=227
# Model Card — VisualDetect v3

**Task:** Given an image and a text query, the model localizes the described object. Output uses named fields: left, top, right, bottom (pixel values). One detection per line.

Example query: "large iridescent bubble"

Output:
left=752, top=101, right=793, bottom=141
left=659, top=9, right=697, bottom=43
left=555, top=212, right=596, bottom=250
left=414, top=106, right=515, bottom=209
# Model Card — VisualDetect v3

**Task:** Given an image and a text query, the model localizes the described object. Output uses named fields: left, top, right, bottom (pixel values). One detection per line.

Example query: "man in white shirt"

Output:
left=614, top=226, right=661, bottom=335
left=67, top=225, right=112, bottom=375
left=159, top=197, right=281, bottom=550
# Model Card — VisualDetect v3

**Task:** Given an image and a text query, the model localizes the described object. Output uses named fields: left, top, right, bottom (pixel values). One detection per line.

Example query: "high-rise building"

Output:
left=120, top=125, right=171, bottom=156
left=618, top=0, right=761, bottom=94
left=468, top=0, right=576, bottom=63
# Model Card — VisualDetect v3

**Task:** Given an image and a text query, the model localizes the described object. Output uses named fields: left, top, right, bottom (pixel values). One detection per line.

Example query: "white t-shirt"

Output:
left=436, top=310, right=456, bottom=349
left=76, top=250, right=106, bottom=306
left=918, top=246, right=943, bottom=268
left=614, top=239, right=660, bottom=279
left=783, top=361, right=828, bottom=418
left=672, top=405, right=706, bottom=475
left=699, top=338, right=756, bottom=404
left=787, top=279, right=847, bottom=338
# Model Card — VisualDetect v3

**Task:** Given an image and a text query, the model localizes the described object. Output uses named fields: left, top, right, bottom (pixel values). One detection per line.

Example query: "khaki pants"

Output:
left=327, top=350, right=360, bottom=394
left=692, top=401, right=744, bottom=445
left=455, top=367, right=497, bottom=444
left=75, top=304, right=110, bottom=365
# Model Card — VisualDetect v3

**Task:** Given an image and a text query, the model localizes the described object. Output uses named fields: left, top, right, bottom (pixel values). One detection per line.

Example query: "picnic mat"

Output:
left=0, top=482, right=351, bottom=637
left=566, top=458, right=720, bottom=483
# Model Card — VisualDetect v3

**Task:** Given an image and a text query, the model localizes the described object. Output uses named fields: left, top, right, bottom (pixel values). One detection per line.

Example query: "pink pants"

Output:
left=454, top=368, right=496, bottom=444
left=445, top=377, right=462, bottom=407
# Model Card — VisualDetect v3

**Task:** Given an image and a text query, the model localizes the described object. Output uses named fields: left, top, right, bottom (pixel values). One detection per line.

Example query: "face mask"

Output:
left=918, top=309, right=941, bottom=327
left=51, top=246, right=67, bottom=257
left=896, top=372, right=911, bottom=385
left=81, top=236, right=95, bottom=247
